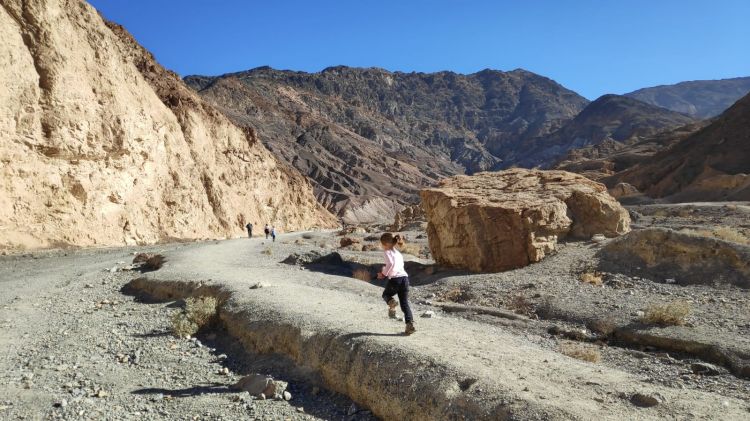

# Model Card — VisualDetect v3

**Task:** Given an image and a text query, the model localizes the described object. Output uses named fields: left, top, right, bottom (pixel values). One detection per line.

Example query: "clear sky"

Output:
left=89, top=0, right=750, bottom=99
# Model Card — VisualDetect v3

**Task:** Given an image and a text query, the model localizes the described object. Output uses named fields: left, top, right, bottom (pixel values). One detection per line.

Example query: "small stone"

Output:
left=96, top=390, right=108, bottom=398
left=665, top=278, right=677, bottom=284
left=249, top=283, right=263, bottom=289
left=630, top=392, right=661, bottom=408
left=396, top=315, right=404, bottom=321
left=296, top=407, right=304, bottom=413
left=421, top=311, right=435, bottom=318
left=347, top=403, right=358, bottom=416
left=109, top=267, right=118, bottom=273
left=690, top=362, right=722, bottom=376
left=259, top=393, right=266, bottom=400
left=84, top=284, right=94, bottom=288
left=283, top=391, right=292, bottom=401
left=634, top=311, right=645, bottom=317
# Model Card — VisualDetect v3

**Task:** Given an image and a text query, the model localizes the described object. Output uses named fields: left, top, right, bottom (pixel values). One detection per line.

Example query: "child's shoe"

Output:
left=404, top=322, right=416, bottom=335
left=387, top=299, right=398, bottom=318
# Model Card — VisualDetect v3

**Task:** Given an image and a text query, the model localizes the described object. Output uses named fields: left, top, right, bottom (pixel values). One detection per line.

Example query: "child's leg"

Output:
left=396, top=278, right=414, bottom=324
left=382, top=280, right=397, bottom=304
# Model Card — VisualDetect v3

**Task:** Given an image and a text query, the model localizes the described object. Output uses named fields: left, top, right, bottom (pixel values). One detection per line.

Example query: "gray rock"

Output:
left=283, top=391, right=292, bottom=401
left=690, top=362, right=722, bottom=376
left=630, top=392, right=662, bottom=407
left=421, top=311, right=435, bottom=318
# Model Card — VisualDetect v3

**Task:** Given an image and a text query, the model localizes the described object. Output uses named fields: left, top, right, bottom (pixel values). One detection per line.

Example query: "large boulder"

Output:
left=420, top=169, right=630, bottom=272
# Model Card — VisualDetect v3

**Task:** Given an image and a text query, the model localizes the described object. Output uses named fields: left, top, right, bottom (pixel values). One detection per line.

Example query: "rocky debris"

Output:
left=630, top=392, right=663, bottom=408
left=339, top=237, right=361, bottom=248
left=691, top=362, right=723, bottom=376
left=421, top=311, right=435, bottom=318
left=0, top=0, right=336, bottom=252
left=609, top=183, right=641, bottom=199
left=421, top=168, right=630, bottom=272
left=598, top=228, right=750, bottom=288
left=280, top=250, right=325, bottom=265
left=390, top=204, right=426, bottom=231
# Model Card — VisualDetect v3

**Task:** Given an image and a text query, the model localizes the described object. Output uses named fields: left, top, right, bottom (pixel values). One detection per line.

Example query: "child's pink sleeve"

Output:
left=382, top=251, right=395, bottom=278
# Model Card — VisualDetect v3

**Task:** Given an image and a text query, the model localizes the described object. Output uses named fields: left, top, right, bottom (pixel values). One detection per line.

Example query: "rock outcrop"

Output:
left=184, top=67, right=589, bottom=222
left=420, top=169, right=630, bottom=272
left=389, top=204, right=426, bottom=231
left=599, top=228, right=750, bottom=288
left=0, top=0, right=336, bottom=251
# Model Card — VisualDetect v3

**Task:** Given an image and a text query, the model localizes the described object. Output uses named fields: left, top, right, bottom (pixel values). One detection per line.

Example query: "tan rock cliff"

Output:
left=0, top=0, right=336, bottom=250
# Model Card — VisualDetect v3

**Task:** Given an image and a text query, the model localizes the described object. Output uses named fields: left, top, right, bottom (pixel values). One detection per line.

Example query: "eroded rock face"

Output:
left=420, top=169, right=630, bottom=272
left=598, top=228, right=750, bottom=288
left=0, top=0, right=336, bottom=250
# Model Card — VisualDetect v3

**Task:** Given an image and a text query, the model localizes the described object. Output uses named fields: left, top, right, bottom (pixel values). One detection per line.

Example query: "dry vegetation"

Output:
left=579, top=271, right=603, bottom=286
left=352, top=267, right=372, bottom=282
left=508, top=294, right=534, bottom=316
left=439, top=286, right=472, bottom=303
left=559, top=341, right=602, bottom=363
left=681, top=226, right=750, bottom=245
left=641, top=300, right=691, bottom=326
left=261, top=247, right=273, bottom=256
left=171, top=296, right=219, bottom=338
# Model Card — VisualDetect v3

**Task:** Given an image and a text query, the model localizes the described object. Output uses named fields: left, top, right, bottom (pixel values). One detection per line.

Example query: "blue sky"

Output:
left=89, top=0, right=750, bottom=99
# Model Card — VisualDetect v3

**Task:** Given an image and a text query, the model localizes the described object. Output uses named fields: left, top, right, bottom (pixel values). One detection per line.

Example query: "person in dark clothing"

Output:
left=245, top=223, right=253, bottom=238
left=264, top=224, right=270, bottom=239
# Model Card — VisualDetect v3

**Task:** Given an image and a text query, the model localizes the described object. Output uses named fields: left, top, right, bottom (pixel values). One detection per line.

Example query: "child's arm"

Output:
left=380, top=251, right=394, bottom=279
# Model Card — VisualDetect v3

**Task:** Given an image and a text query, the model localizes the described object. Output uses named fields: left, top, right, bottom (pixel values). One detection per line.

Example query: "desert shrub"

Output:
left=143, top=254, right=166, bottom=271
left=301, top=233, right=314, bottom=240
left=589, top=318, right=617, bottom=336
left=579, top=272, right=603, bottom=286
left=641, top=300, right=691, bottom=326
left=439, top=286, right=472, bottom=303
left=681, top=226, right=750, bottom=245
left=261, top=247, right=273, bottom=256
left=352, top=267, right=372, bottom=282
left=171, top=296, right=218, bottom=338
left=559, top=341, right=601, bottom=363
left=508, top=294, right=534, bottom=316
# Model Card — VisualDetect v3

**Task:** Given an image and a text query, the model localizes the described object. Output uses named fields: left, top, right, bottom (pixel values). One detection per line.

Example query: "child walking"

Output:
left=377, top=233, right=415, bottom=335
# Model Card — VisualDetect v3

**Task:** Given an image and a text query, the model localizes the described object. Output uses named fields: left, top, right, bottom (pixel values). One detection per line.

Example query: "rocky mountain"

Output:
left=607, top=91, right=750, bottom=201
left=0, top=0, right=336, bottom=251
left=625, top=76, right=750, bottom=118
left=184, top=67, right=589, bottom=222
left=553, top=121, right=707, bottom=181
left=513, top=94, right=697, bottom=168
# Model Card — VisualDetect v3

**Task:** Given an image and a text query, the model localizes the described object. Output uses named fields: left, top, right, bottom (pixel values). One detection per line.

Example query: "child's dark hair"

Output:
left=380, top=232, right=405, bottom=248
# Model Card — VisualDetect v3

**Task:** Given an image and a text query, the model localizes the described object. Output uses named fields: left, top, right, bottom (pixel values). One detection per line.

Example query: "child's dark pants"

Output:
left=382, top=276, right=413, bottom=323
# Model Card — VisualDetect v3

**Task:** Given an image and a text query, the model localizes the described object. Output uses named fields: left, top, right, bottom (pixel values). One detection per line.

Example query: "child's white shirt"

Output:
left=382, top=248, right=408, bottom=278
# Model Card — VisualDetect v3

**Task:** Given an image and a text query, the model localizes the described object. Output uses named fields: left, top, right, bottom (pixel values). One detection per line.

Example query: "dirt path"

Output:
left=126, top=233, right=748, bottom=420
left=2, top=232, right=749, bottom=420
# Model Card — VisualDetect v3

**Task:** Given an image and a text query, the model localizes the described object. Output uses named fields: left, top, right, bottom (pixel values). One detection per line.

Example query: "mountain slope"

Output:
left=625, top=77, right=750, bottom=118
left=185, top=67, right=589, bottom=222
left=607, top=92, right=750, bottom=201
left=513, top=94, right=697, bottom=168
left=0, top=0, right=335, bottom=251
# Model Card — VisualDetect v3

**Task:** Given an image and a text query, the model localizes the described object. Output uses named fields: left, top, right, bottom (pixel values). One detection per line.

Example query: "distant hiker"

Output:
left=377, top=233, right=415, bottom=335
left=264, top=224, right=270, bottom=239
left=271, top=226, right=277, bottom=242
left=245, top=222, right=253, bottom=238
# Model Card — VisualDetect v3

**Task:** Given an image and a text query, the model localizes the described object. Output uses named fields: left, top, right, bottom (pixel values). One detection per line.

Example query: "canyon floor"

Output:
left=1, top=203, right=749, bottom=420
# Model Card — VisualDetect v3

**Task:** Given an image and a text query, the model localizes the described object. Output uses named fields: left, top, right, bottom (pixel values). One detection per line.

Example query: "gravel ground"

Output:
left=0, top=245, right=375, bottom=421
